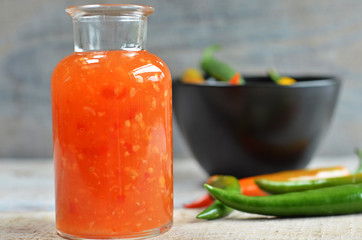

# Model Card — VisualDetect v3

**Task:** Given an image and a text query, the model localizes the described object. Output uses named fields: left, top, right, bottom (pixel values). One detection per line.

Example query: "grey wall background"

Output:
left=1, top=0, right=362, bottom=159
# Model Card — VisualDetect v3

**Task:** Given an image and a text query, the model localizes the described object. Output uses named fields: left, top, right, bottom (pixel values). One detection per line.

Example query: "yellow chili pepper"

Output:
left=268, top=69, right=296, bottom=85
left=277, top=77, right=296, bottom=85
left=181, top=68, right=205, bottom=84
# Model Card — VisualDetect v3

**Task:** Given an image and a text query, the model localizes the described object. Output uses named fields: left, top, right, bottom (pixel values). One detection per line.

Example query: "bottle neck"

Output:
left=66, top=5, right=154, bottom=52
left=72, top=15, right=148, bottom=52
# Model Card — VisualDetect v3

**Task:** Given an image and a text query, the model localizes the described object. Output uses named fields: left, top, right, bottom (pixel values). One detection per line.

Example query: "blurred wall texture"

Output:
left=1, top=0, right=362, bottom=158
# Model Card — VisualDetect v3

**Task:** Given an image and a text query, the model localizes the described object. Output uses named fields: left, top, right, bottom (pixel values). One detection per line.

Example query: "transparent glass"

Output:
left=51, top=4, right=173, bottom=240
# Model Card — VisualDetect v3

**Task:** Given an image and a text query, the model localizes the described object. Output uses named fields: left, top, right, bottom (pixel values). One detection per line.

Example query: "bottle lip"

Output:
left=66, top=4, right=154, bottom=19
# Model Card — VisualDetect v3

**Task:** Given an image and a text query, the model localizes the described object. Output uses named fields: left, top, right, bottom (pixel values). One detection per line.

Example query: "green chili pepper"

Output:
left=255, top=173, right=362, bottom=194
left=200, top=44, right=245, bottom=84
left=255, top=148, right=362, bottom=194
left=196, top=200, right=233, bottom=220
left=204, top=183, right=362, bottom=217
left=196, top=175, right=240, bottom=220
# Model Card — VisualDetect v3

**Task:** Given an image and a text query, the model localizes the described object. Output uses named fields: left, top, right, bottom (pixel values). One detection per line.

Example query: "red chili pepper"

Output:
left=183, top=194, right=214, bottom=208
left=228, top=72, right=243, bottom=85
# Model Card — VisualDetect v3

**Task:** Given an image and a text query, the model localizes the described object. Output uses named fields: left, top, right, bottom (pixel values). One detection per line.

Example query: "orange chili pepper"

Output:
left=239, top=177, right=268, bottom=196
left=257, top=166, right=349, bottom=181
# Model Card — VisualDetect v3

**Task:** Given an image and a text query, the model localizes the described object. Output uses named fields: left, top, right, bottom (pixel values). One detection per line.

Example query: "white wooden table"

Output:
left=1, top=156, right=361, bottom=239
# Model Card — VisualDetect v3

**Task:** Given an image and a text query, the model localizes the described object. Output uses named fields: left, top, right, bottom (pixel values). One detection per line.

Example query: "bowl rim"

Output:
left=173, top=75, right=340, bottom=88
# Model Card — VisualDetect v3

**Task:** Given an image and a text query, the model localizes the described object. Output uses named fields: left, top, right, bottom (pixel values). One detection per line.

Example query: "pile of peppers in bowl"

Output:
left=181, top=45, right=362, bottom=219
left=181, top=44, right=296, bottom=86
left=184, top=149, right=362, bottom=219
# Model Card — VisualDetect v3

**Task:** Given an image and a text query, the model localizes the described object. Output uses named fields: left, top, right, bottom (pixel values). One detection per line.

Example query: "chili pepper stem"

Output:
left=355, top=148, right=362, bottom=174
left=268, top=69, right=281, bottom=83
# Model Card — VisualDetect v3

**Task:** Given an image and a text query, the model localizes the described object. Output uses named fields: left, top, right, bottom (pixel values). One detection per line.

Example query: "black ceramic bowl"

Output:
left=173, top=76, right=341, bottom=178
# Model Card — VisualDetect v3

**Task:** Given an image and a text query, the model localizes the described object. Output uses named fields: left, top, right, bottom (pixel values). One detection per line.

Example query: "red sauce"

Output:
left=52, top=50, right=173, bottom=238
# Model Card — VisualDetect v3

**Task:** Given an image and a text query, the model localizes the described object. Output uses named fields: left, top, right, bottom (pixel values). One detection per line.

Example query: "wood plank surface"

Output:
left=1, top=210, right=361, bottom=240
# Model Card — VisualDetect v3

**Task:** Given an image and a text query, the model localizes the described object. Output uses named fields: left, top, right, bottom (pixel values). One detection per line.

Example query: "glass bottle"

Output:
left=51, top=4, right=173, bottom=239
